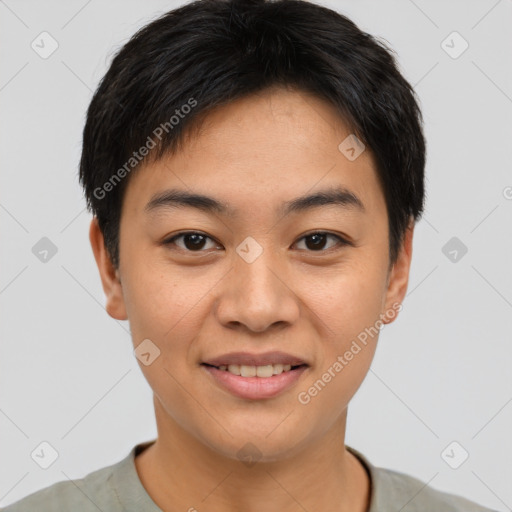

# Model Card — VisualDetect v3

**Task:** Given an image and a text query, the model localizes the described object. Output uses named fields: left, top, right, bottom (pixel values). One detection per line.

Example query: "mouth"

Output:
left=200, top=362, right=309, bottom=400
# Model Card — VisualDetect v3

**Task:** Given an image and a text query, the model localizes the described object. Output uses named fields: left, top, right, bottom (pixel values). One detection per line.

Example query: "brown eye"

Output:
left=164, top=232, right=219, bottom=252
left=163, top=231, right=350, bottom=253
left=294, top=232, right=349, bottom=252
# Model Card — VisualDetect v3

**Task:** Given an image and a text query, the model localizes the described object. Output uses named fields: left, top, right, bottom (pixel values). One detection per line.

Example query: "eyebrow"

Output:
left=144, top=186, right=365, bottom=217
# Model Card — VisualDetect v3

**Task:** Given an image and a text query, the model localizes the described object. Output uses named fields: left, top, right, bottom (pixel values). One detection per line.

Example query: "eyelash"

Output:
left=162, top=231, right=351, bottom=254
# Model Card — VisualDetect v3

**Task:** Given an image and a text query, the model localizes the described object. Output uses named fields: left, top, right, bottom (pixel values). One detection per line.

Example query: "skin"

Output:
left=90, top=86, right=414, bottom=512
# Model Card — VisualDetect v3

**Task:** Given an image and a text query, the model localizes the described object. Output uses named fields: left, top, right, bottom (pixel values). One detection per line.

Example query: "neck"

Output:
left=135, top=397, right=370, bottom=512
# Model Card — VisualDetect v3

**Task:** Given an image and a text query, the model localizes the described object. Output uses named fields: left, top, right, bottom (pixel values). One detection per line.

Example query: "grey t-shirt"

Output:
left=1, top=440, right=498, bottom=511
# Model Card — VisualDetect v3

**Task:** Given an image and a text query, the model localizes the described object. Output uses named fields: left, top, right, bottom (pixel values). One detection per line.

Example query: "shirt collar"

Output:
left=114, top=441, right=378, bottom=512
left=346, top=444, right=378, bottom=512
left=111, top=440, right=162, bottom=511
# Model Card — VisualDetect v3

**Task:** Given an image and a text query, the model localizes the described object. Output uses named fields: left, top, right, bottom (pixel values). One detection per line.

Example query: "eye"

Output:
left=163, top=231, right=220, bottom=252
left=163, top=231, right=351, bottom=253
left=294, top=232, right=350, bottom=252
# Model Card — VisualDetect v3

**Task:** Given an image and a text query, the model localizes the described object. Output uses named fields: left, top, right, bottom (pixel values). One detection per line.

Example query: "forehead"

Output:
left=122, top=87, right=384, bottom=219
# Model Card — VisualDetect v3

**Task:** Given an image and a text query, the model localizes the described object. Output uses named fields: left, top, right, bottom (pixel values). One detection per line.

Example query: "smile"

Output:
left=201, top=363, right=309, bottom=400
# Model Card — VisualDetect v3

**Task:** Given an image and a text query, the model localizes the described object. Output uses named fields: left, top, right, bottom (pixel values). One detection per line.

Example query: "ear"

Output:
left=381, top=218, right=414, bottom=325
left=89, top=217, right=128, bottom=321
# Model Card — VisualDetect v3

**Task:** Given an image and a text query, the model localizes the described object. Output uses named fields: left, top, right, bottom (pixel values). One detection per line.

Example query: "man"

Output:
left=2, top=0, right=497, bottom=510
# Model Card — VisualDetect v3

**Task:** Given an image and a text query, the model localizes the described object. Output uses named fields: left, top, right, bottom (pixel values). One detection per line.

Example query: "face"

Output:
left=91, top=86, right=413, bottom=462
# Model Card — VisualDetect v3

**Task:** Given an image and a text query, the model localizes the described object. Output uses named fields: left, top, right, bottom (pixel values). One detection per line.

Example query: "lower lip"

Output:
left=201, top=364, right=308, bottom=400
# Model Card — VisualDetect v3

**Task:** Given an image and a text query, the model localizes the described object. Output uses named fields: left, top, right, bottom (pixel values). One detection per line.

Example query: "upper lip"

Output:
left=202, top=351, right=308, bottom=367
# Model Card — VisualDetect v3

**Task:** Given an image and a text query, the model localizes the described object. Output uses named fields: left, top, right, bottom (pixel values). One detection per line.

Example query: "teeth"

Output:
left=219, top=363, right=295, bottom=377
left=272, top=364, right=283, bottom=375
left=240, top=365, right=256, bottom=377
left=256, top=365, right=273, bottom=378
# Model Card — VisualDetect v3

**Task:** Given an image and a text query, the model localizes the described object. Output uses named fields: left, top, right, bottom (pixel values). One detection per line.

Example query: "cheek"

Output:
left=296, top=271, right=382, bottom=418
left=297, top=258, right=386, bottom=391
left=301, top=258, right=387, bottom=340
left=122, top=258, right=206, bottom=342
left=122, top=270, right=206, bottom=417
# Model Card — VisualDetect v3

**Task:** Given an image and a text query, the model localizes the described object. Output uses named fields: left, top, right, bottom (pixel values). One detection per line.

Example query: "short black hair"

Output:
left=79, top=0, right=426, bottom=270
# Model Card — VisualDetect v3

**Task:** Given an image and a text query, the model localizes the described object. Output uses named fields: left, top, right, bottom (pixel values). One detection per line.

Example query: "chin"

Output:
left=199, top=426, right=312, bottom=465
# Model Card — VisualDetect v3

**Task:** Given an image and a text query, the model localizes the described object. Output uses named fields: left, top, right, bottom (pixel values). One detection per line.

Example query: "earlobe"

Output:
left=89, top=217, right=128, bottom=321
left=381, top=219, right=414, bottom=325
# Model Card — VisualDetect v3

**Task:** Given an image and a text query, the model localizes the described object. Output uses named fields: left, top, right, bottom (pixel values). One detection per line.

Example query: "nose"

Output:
left=214, top=247, right=300, bottom=333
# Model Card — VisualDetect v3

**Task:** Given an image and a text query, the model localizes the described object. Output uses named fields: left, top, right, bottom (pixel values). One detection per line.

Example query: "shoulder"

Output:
left=347, top=445, right=498, bottom=512
left=372, top=465, right=498, bottom=512
left=0, top=459, right=122, bottom=512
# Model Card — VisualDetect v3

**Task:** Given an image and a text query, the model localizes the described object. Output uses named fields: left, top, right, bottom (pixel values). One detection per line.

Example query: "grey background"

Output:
left=1, top=0, right=511, bottom=509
